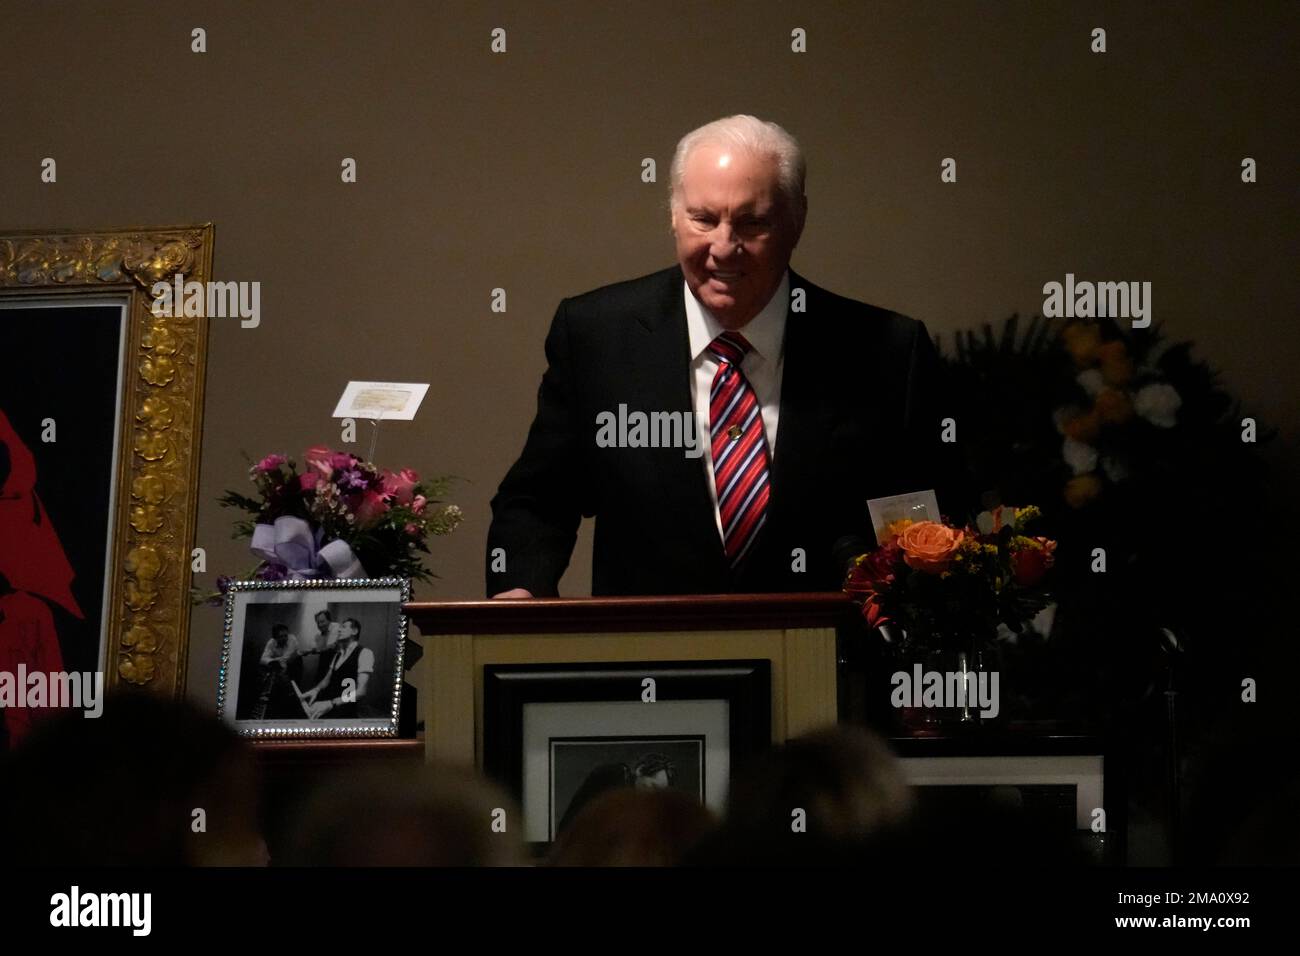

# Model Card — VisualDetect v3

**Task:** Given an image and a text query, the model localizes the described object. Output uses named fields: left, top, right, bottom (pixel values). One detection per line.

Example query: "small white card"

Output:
left=866, top=489, right=941, bottom=545
left=331, top=381, right=429, bottom=421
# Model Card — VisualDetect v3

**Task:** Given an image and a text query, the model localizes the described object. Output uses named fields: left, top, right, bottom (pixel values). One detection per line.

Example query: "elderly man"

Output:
left=488, top=114, right=968, bottom=597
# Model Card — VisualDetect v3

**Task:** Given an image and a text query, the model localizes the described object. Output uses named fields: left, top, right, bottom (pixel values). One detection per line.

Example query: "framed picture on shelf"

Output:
left=217, top=578, right=410, bottom=739
left=483, top=660, right=771, bottom=844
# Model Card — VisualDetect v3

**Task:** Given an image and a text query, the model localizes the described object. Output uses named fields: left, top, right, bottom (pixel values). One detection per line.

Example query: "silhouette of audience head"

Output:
left=1, top=690, right=267, bottom=865
left=547, top=788, right=717, bottom=866
left=281, top=761, right=523, bottom=866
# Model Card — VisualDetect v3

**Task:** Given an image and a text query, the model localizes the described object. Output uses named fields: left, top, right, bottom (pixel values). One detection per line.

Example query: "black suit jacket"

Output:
left=486, top=264, right=971, bottom=596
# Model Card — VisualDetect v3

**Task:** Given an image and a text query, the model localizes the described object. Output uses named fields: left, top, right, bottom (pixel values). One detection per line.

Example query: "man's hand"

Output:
left=491, top=588, right=534, bottom=599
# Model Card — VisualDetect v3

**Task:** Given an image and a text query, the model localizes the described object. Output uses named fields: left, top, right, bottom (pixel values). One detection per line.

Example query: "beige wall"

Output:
left=3, top=1, right=1295, bottom=709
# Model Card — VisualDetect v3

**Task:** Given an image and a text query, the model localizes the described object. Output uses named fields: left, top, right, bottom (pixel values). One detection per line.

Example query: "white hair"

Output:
left=669, top=114, right=806, bottom=219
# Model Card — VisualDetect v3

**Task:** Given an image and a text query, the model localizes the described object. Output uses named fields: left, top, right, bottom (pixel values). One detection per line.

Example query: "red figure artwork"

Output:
left=0, top=407, right=81, bottom=749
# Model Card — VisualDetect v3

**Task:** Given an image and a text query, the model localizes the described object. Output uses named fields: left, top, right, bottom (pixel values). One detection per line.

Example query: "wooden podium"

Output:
left=404, top=593, right=856, bottom=768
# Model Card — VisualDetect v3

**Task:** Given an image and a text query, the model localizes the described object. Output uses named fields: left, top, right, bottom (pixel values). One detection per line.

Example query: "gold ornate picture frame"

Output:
left=0, top=225, right=213, bottom=706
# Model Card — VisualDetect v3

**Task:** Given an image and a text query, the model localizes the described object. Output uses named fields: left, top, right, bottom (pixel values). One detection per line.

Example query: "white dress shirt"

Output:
left=683, top=271, right=789, bottom=540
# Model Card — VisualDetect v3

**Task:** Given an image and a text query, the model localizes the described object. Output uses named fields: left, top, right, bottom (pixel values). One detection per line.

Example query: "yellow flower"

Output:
left=1013, top=505, right=1041, bottom=526
left=883, top=518, right=914, bottom=541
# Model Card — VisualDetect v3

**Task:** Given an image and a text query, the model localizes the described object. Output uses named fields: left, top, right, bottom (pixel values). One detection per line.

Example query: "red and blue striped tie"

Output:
left=708, top=332, right=771, bottom=569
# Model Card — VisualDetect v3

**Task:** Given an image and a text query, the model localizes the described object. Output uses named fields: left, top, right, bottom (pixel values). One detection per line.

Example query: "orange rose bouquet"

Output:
left=843, top=506, right=1056, bottom=654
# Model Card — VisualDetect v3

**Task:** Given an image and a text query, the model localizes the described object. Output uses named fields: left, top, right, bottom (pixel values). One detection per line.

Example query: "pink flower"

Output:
left=843, top=543, right=901, bottom=629
left=382, top=468, right=420, bottom=506
left=861, top=593, right=891, bottom=628
left=329, top=451, right=357, bottom=472
left=404, top=522, right=420, bottom=537
left=1011, top=537, right=1057, bottom=586
left=355, top=489, right=390, bottom=529
left=411, top=494, right=427, bottom=513
left=304, top=445, right=334, bottom=476
left=256, top=453, right=287, bottom=473
left=299, top=471, right=320, bottom=491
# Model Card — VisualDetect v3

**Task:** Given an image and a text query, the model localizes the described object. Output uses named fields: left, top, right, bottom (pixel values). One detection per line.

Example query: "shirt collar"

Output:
left=685, top=270, right=790, bottom=365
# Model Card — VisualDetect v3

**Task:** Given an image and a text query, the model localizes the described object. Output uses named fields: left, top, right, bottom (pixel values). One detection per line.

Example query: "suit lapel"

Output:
left=633, top=266, right=840, bottom=588
left=633, top=266, right=731, bottom=582
left=754, top=269, right=835, bottom=559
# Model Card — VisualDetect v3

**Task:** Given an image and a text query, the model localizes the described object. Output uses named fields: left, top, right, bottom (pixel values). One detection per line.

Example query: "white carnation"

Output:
left=975, top=507, right=1012, bottom=534
left=1076, top=369, right=1106, bottom=397
left=1134, top=382, right=1181, bottom=428
left=1101, top=455, right=1129, bottom=482
left=1052, top=405, right=1082, bottom=435
left=1062, top=437, right=1098, bottom=475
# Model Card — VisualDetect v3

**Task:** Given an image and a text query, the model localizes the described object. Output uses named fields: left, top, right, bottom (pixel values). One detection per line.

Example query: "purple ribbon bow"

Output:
left=250, top=516, right=367, bottom=580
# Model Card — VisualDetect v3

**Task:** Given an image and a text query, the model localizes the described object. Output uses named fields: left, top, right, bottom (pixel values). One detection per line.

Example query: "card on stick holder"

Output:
left=865, top=489, right=941, bottom=546
left=331, top=380, right=430, bottom=462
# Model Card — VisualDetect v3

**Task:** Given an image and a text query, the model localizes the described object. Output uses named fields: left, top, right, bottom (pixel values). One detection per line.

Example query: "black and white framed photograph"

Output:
left=483, top=660, right=771, bottom=844
left=217, top=578, right=410, bottom=739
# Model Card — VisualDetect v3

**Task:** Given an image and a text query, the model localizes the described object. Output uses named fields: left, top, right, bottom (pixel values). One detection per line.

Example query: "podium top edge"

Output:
left=402, top=592, right=858, bottom=635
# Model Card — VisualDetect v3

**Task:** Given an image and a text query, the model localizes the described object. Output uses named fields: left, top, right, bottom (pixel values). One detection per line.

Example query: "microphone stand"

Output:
left=1159, top=626, right=1183, bottom=864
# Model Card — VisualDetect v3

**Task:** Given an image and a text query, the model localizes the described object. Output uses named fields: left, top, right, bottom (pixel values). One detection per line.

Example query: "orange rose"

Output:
left=1094, top=388, right=1133, bottom=424
left=1100, top=353, right=1134, bottom=386
left=1063, top=474, right=1103, bottom=508
left=1096, top=340, right=1127, bottom=363
left=1062, top=409, right=1102, bottom=443
left=1062, top=322, right=1101, bottom=366
left=897, top=521, right=964, bottom=574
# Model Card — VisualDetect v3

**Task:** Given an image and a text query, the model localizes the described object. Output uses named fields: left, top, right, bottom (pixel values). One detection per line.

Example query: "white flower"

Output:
left=976, top=505, right=1018, bottom=535
left=1076, top=369, right=1106, bottom=397
left=1062, top=437, right=1098, bottom=475
left=1145, top=339, right=1175, bottom=368
left=1031, top=602, right=1057, bottom=639
left=1052, top=405, right=1082, bottom=436
left=1101, top=455, right=1129, bottom=483
left=1133, top=382, right=1181, bottom=428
